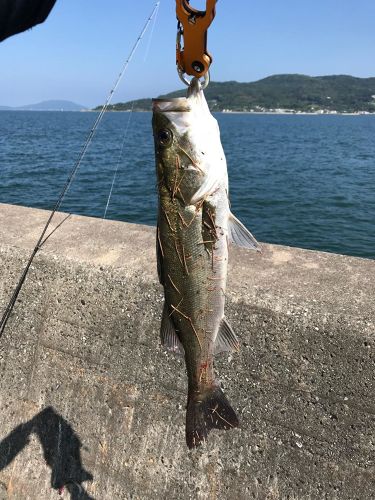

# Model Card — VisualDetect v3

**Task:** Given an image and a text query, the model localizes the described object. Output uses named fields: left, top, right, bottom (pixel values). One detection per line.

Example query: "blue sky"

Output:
left=1, top=0, right=375, bottom=107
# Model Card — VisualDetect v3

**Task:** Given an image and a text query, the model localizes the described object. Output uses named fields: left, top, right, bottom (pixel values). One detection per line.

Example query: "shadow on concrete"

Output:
left=0, top=406, right=94, bottom=499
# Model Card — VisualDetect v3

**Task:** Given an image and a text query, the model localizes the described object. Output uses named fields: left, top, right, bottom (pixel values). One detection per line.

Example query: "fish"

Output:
left=152, top=78, right=260, bottom=449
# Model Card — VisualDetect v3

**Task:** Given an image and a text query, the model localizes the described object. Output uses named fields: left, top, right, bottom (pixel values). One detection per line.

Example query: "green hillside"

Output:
left=94, top=74, right=375, bottom=113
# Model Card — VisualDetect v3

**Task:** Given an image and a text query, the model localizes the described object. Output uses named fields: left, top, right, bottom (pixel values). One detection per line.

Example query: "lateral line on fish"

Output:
left=168, top=274, right=181, bottom=295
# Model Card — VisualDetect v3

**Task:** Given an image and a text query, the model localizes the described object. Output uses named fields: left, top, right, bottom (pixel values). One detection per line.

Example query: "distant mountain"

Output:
left=94, top=74, right=375, bottom=113
left=0, top=100, right=87, bottom=111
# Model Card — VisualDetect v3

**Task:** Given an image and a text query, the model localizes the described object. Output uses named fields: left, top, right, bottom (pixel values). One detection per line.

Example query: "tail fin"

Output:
left=186, top=385, right=239, bottom=449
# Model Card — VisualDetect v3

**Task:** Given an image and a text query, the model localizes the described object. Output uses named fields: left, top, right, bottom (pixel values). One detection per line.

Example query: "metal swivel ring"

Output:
left=178, top=68, right=210, bottom=89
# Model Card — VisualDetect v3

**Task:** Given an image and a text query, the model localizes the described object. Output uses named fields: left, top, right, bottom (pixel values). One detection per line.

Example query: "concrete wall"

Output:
left=0, top=202, right=374, bottom=500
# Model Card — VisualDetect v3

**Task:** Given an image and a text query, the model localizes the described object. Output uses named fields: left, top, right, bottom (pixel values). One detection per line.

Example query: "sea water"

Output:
left=0, top=111, right=374, bottom=259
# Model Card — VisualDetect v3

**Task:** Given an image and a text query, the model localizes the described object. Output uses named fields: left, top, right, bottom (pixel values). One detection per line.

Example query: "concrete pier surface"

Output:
left=0, top=202, right=374, bottom=499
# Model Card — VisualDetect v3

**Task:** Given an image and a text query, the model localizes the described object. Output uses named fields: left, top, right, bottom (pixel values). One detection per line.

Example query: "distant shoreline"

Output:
left=1, top=109, right=375, bottom=116
left=4, top=74, right=375, bottom=114
left=87, top=109, right=375, bottom=116
left=221, top=110, right=375, bottom=116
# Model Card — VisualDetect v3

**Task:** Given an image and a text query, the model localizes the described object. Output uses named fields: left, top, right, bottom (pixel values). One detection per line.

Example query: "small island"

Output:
left=94, top=74, right=375, bottom=114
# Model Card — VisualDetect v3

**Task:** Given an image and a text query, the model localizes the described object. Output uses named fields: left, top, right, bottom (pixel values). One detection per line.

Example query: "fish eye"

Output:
left=158, top=129, right=173, bottom=147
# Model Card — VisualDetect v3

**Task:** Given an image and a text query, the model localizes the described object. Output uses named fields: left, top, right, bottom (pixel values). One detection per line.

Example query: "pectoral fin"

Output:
left=160, top=303, right=184, bottom=355
left=215, top=318, right=240, bottom=354
left=228, top=213, right=261, bottom=251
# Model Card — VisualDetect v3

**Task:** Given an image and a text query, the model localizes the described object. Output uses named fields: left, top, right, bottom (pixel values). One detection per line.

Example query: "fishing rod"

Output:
left=0, top=1, right=160, bottom=338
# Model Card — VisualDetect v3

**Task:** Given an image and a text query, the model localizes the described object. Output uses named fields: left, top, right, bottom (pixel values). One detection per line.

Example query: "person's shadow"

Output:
left=0, top=406, right=94, bottom=499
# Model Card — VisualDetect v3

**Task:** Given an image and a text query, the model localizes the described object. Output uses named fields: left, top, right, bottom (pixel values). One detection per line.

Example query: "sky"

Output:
left=1, top=0, right=375, bottom=108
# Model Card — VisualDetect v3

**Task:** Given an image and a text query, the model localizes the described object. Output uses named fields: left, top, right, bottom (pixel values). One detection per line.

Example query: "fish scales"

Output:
left=159, top=193, right=226, bottom=356
left=152, top=79, right=260, bottom=448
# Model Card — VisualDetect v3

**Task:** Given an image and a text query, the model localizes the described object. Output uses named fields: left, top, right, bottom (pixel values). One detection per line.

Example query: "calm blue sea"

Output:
left=0, top=111, right=374, bottom=259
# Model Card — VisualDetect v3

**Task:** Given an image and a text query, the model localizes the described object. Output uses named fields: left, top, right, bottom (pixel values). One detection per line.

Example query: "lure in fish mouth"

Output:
left=152, top=78, right=260, bottom=449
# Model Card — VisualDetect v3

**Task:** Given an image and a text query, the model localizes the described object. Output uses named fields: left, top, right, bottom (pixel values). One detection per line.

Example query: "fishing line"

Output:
left=105, top=0, right=160, bottom=219
left=104, top=0, right=160, bottom=217
left=40, top=213, right=72, bottom=247
left=143, top=0, right=160, bottom=62
left=0, top=1, right=160, bottom=338
left=103, top=101, right=135, bottom=220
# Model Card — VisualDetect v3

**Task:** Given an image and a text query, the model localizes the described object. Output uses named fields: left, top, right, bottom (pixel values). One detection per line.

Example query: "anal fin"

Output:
left=228, top=212, right=261, bottom=251
left=160, top=302, right=184, bottom=355
left=215, top=318, right=240, bottom=354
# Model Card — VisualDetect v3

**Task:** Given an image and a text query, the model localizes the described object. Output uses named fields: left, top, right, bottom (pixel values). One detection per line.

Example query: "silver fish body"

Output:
left=152, top=79, right=259, bottom=448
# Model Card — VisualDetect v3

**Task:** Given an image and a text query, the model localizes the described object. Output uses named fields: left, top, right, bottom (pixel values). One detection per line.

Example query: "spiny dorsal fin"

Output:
left=160, top=303, right=184, bottom=355
left=215, top=318, right=240, bottom=354
left=228, top=212, right=261, bottom=251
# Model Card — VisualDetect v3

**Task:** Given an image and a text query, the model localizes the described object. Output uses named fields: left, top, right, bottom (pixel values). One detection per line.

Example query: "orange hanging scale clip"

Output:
left=176, top=0, right=217, bottom=87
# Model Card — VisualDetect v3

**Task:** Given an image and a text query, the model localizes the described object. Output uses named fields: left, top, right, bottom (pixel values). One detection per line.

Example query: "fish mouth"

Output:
left=152, top=98, right=191, bottom=113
